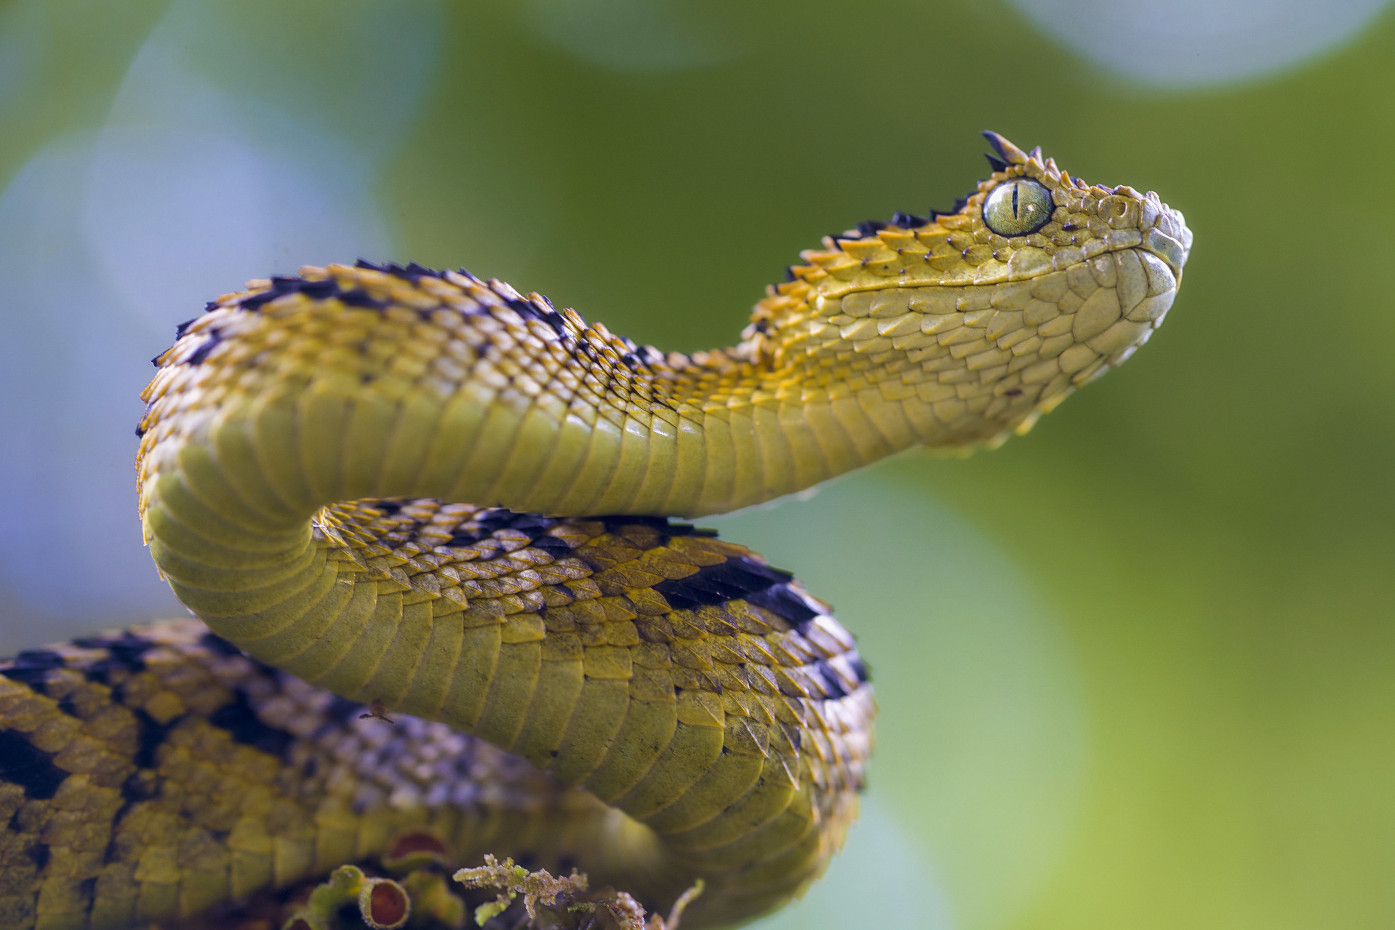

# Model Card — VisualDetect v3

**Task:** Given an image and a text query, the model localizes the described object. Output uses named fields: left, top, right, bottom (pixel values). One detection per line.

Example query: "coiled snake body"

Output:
left=0, top=134, right=1190, bottom=929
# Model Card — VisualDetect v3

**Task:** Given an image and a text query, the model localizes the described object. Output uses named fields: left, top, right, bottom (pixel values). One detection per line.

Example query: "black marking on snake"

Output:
left=137, top=399, right=154, bottom=438
left=531, top=535, right=574, bottom=557
left=746, top=583, right=820, bottom=627
left=0, top=730, right=66, bottom=800
left=382, top=522, right=427, bottom=551
left=56, top=693, right=84, bottom=719
left=511, top=513, right=558, bottom=534
left=374, top=498, right=405, bottom=516
left=892, top=211, right=927, bottom=228
left=242, top=274, right=325, bottom=310
left=444, top=508, right=564, bottom=549
left=75, top=632, right=160, bottom=687
left=293, top=276, right=339, bottom=299
left=446, top=525, right=499, bottom=547
left=1, top=649, right=66, bottom=691
left=132, top=708, right=175, bottom=769
left=356, top=259, right=448, bottom=285
left=174, top=316, right=198, bottom=339
left=120, top=768, right=162, bottom=802
left=209, top=689, right=295, bottom=758
left=508, top=294, right=572, bottom=338
left=339, top=288, right=388, bottom=310
left=538, top=312, right=571, bottom=338
left=73, top=631, right=158, bottom=674
left=27, top=838, right=50, bottom=872
left=810, top=659, right=849, bottom=700
left=653, top=555, right=794, bottom=612
left=238, top=286, right=282, bottom=312
left=186, top=328, right=224, bottom=366
left=82, top=660, right=118, bottom=686
left=239, top=273, right=390, bottom=314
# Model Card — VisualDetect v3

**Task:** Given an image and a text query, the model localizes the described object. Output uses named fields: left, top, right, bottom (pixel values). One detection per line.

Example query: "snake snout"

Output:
left=1119, top=193, right=1189, bottom=345
left=1137, top=193, right=1191, bottom=280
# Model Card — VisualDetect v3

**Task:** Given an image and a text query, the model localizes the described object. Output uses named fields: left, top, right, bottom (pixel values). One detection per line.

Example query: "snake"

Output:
left=0, top=133, right=1189, bottom=930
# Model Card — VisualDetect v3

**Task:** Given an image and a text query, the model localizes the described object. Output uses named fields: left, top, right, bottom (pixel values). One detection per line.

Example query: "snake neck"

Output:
left=132, top=265, right=903, bottom=531
left=140, top=243, right=1182, bottom=530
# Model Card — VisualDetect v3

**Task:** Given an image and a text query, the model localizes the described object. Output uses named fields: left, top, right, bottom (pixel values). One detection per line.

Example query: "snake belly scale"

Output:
left=0, top=133, right=1190, bottom=929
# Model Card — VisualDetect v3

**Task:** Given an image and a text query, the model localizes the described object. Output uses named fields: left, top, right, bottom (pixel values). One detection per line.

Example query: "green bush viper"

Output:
left=0, top=133, right=1190, bottom=930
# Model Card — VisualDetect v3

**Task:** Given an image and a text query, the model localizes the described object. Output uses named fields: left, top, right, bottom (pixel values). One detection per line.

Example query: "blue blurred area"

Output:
left=3, top=2, right=1394, bottom=928
left=1009, top=0, right=1393, bottom=87
left=1, top=0, right=436, bottom=626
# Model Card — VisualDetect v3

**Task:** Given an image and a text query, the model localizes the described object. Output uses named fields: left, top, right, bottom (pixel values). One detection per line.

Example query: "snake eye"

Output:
left=982, top=178, right=1054, bottom=237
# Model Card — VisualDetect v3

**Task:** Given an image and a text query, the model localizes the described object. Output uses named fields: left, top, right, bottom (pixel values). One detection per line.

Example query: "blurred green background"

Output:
left=3, top=2, right=1393, bottom=928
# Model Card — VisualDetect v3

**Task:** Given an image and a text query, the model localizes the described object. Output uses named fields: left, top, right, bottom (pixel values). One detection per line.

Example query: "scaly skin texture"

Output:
left=0, top=133, right=1190, bottom=930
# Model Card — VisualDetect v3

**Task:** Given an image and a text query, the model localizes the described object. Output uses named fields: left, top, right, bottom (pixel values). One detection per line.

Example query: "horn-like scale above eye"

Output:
left=982, top=178, right=1054, bottom=236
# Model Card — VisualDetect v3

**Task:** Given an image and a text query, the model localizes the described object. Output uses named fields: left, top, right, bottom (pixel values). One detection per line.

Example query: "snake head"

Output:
left=976, top=130, right=1190, bottom=286
left=754, top=132, right=1192, bottom=448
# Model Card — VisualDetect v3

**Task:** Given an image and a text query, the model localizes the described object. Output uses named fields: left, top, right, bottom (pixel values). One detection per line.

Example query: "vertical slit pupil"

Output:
left=1012, top=182, right=1020, bottom=218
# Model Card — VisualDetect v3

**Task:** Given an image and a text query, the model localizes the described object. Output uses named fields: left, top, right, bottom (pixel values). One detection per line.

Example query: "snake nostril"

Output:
left=1098, top=195, right=1140, bottom=230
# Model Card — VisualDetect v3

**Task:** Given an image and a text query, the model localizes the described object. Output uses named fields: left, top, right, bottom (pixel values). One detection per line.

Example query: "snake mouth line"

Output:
left=830, top=228, right=1187, bottom=301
